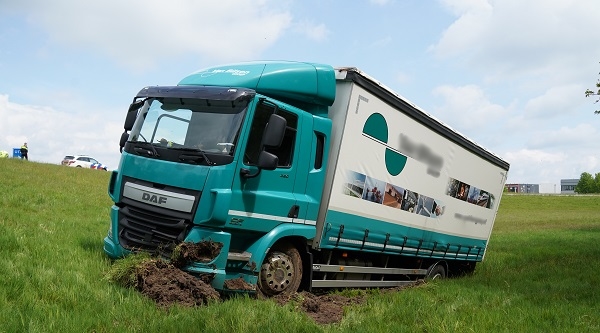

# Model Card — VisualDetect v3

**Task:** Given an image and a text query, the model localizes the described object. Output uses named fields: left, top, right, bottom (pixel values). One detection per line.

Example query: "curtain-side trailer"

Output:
left=309, top=68, right=508, bottom=289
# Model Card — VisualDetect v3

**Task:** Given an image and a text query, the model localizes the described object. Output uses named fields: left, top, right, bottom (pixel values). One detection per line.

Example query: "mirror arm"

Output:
left=240, top=168, right=261, bottom=179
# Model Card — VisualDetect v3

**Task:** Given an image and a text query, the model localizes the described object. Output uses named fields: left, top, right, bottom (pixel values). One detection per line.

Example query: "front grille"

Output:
left=118, top=204, right=191, bottom=254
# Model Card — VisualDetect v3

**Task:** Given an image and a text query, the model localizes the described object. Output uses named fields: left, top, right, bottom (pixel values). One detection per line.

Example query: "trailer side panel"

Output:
left=315, top=70, right=508, bottom=262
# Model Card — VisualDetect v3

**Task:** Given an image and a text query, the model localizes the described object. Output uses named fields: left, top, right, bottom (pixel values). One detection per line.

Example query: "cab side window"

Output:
left=244, top=102, right=297, bottom=168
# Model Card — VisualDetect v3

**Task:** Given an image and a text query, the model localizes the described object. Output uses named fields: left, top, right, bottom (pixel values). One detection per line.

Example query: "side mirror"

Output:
left=124, top=110, right=138, bottom=131
left=240, top=113, right=285, bottom=179
left=119, top=132, right=129, bottom=152
left=128, top=100, right=144, bottom=112
left=257, top=151, right=278, bottom=170
left=240, top=151, right=278, bottom=178
left=262, top=114, right=286, bottom=147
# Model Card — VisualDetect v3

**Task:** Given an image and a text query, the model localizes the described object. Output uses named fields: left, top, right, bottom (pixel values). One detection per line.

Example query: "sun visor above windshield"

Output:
left=135, top=86, right=255, bottom=102
left=178, top=61, right=336, bottom=107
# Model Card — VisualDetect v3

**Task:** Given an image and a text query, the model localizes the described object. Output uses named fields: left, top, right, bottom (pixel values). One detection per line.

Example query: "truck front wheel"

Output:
left=258, top=244, right=302, bottom=296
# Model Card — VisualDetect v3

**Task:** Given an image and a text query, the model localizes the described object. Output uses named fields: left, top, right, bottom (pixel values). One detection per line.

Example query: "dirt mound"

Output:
left=171, top=241, right=223, bottom=267
left=301, top=292, right=366, bottom=324
left=273, top=291, right=366, bottom=325
left=224, top=277, right=255, bottom=291
left=127, top=258, right=368, bottom=324
left=135, top=259, right=220, bottom=307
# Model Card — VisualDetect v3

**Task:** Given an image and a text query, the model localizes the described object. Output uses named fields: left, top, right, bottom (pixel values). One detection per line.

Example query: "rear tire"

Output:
left=427, top=263, right=446, bottom=280
left=258, top=243, right=302, bottom=297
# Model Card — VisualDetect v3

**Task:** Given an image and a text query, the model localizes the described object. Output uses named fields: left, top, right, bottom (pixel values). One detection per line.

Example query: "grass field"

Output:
left=0, top=158, right=599, bottom=332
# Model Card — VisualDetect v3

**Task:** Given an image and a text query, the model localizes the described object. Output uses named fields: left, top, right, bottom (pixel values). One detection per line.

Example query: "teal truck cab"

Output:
left=104, top=61, right=509, bottom=295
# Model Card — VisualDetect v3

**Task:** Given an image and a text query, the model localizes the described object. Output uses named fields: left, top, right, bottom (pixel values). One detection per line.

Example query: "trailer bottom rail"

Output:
left=311, top=279, right=418, bottom=288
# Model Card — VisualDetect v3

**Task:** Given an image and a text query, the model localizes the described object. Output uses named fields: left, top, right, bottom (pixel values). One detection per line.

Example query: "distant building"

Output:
left=538, top=183, right=557, bottom=194
left=504, top=183, right=539, bottom=193
left=560, top=179, right=578, bottom=194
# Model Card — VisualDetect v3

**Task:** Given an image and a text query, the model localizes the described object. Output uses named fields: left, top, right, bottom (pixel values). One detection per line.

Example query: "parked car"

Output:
left=67, top=155, right=108, bottom=171
left=61, top=155, right=75, bottom=165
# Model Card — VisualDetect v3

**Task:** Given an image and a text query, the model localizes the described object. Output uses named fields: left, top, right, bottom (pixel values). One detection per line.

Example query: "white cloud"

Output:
left=432, top=0, right=493, bottom=58
left=503, top=148, right=568, bottom=183
left=523, top=84, right=585, bottom=118
left=293, top=20, right=330, bottom=42
left=431, top=84, right=507, bottom=133
left=528, top=123, right=599, bottom=149
left=502, top=139, right=600, bottom=184
left=3, top=0, right=293, bottom=71
left=432, top=0, right=600, bottom=83
left=504, top=148, right=566, bottom=166
left=426, top=0, right=600, bottom=186
left=580, top=155, right=600, bottom=172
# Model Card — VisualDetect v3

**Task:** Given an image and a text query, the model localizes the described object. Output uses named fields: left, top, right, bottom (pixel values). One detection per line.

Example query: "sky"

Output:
left=1, top=0, right=600, bottom=191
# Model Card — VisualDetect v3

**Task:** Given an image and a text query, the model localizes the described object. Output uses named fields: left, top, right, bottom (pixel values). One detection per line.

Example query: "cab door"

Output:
left=229, top=99, right=303, bottom=233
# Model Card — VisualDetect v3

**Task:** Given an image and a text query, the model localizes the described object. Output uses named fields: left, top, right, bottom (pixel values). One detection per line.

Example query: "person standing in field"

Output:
left=20, top=143, right=28, bottom=160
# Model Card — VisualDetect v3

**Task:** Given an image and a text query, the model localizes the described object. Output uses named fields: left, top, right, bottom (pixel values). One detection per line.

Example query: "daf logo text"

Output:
left=142, top=193, right=167, bottom=204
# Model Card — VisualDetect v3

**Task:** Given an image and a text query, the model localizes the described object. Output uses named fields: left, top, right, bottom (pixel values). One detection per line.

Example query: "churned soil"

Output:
left=134, top=261, right=366, bottom=324
left=170, top=241, right=223, bottom=267
left=135, top=259, right=220, bottom=307
left=123, top=240, right=421, bottom=324
left=223, top=277, right=256, bottom=291
left=129, top=259, right=421, bottom=324
left=272, top=291, right=367, bottom=325
left=270, top=282, right=423, bottom=325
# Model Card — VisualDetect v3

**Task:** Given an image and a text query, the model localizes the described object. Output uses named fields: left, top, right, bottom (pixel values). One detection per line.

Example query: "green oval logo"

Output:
left=385, top=148, right=407, bottom=176
left=362, top=113, right=388, bottom=143
left=363, top=113, right=407, bottom=176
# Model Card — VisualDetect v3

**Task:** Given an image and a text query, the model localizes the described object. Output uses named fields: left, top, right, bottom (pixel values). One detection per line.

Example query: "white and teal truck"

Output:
left=103, top=61, right=509, bottom=295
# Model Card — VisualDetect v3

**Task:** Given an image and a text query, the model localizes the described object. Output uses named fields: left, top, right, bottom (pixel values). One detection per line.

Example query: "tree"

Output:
left=594, top=173, right=600, bottom=193
left=575, top=172, right=595, bottom=193
left=585, top=63, right=600, bottom=114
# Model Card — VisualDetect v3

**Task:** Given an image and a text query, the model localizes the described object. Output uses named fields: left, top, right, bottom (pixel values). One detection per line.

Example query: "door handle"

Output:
left=287, top=205, right=299, bottom=218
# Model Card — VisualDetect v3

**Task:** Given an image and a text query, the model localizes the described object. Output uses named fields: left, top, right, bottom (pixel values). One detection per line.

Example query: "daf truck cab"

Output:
left=105, top=62, right=335, bottom=295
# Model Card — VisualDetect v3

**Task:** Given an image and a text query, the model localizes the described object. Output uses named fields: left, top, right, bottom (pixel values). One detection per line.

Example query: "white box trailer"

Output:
left=310, top=68, right=509, bottom=287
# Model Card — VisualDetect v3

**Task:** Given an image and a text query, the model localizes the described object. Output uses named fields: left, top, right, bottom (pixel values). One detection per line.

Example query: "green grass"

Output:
left=0, top=158, right=599, bottom=332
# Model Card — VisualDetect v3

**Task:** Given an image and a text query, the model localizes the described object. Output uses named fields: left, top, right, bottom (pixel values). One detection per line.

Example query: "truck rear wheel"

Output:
left=427, top=263, right=446, bottom=280
left=258, top=244, right=302, bottom=296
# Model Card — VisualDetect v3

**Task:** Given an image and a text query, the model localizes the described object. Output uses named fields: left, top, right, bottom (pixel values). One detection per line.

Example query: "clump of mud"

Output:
left=270, top=283, right=424, bottom=324
left=273, top=291, right=367, bottom=325
left=170, top=241, right=223, bottom=267
left=224, top=277, right=255, bottom=291
left=135, top=259, right=220, bottom=307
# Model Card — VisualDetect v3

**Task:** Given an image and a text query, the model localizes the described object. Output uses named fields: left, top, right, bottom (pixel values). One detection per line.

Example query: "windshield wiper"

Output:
left=133, top=142, right=160, bottom=157
left=173, top=148, right=214, bottom=165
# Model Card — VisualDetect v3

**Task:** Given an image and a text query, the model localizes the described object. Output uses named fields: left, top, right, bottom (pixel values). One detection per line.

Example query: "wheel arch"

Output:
left=426, top=260, right=449, bottom=279
left=246, top=223, right=314, bottom=276
left=269, top=235, right=313, bottom=292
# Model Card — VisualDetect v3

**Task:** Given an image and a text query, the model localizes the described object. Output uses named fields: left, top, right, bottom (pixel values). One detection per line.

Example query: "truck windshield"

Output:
left=131, top=97, right=247, bottom=155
